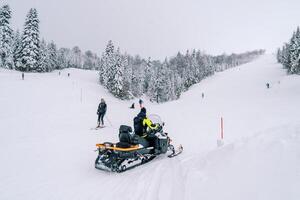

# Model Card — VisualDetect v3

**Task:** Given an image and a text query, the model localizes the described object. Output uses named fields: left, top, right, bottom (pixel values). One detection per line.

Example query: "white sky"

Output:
left=3, top=0, right=300, bottom=60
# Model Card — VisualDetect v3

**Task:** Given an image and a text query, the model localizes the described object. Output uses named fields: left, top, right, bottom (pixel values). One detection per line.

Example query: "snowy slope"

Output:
left=0, top=55, right=299, bottom=200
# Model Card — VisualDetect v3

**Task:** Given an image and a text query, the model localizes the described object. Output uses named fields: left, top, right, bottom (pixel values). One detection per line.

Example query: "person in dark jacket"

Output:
left=130, top=103, right=135, bottom=109
left=134, top=108, right=158, bottom=136
left=133, top=107, right=159, bottom=147
left=139, top=99, right=143, bottom=108
left=97, top=98, right=107, bottom=127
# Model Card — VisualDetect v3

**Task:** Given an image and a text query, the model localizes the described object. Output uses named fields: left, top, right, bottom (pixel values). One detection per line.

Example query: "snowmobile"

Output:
left=95, top=114, right=183, bottom=172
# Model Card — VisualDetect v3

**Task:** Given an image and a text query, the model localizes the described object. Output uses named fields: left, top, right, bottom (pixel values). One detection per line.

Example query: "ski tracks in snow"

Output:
left=132, top=156, right=187, bottom=200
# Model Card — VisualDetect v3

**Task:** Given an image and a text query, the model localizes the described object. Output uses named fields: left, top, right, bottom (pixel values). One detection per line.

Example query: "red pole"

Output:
left=221, top=117, right=224, bottom=139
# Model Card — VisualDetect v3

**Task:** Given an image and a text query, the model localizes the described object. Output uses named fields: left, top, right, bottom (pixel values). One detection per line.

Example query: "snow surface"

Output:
left=0, top=55, right=299, bottom=200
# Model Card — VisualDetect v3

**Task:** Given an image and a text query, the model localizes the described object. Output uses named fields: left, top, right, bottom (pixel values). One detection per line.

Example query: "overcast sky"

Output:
left=3, top=0, right=300, bottom=60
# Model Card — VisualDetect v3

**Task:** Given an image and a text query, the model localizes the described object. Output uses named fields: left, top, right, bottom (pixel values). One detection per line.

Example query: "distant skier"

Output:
left=97, top=98, right=107, bottom=128
left=22, top=73, right=24, bottom=80
left=139, top=99, right=143, bottom=108
left=266, top=83, right=270, bottom=89
left=202, top=92, right=204, bottom=98
left=130, top=103, right=135, bottom=109
left=59, top=71, right=61, bottom=76
left=68, top=73, right=70, bottom=77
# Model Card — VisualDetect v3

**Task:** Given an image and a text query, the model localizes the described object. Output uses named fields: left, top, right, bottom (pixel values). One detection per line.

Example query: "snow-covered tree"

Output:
left=12, top=30, right=22, bottom=69
left=47, top=41, right=59, bottom=70
left=130, top=55, right=144, bottom=97
left=83, top=50, right=98, bottom=70
left=70, top=46, right=82, bottom=68
left=37, top=39, right=49, bottom=72
left=19, top=8, right=40, bottom=71
left=57, top=48, right=71, bottom=69
left=289, top=27, right=300, bottom=74
left=147, top=60, right=171, bottom=103
left=122, top=54, right=132, bottom=97
left=100, top=40, right=116, bottom=86
left=277, top=27, right=300, bottom=74
left=0, top=5, right=14, bottom=69
left=109, top=48, right=130, bottom=99
left=143, top=57, right=152, bottom=93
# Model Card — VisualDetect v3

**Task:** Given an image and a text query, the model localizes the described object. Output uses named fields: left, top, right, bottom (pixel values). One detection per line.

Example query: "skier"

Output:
left=97, top=98, right=107, bottom=128
left=266, top=83, right=270, bottom=89
left=133, top=107, right=158, bottom=147
left=130, top=103, right=135, bottom=109
left=139, top=99, right=143, bottom=108
left=22, top=72, right=24, bottom=80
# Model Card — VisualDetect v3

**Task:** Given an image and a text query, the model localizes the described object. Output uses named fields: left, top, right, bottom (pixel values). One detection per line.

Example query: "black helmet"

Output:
left=141, top=107, right=146, bottom=114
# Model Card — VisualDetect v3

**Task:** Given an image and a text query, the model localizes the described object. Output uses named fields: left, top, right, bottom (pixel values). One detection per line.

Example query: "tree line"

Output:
left=0, top=5, right=99, bottom=72
left=277, top=27, right=300, bottom=74
left=0, top=4, right=264, bottom=102
left=99, top=40, right=264, bottom=102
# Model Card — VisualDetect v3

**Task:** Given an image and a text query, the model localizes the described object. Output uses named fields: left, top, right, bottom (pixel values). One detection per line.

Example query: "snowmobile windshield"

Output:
left=148, top=114, right=163, bottom=126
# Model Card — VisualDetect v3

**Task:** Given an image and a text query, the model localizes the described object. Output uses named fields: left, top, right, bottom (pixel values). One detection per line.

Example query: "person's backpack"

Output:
left=133, top=116, right=143, bottom=136
left=119, top=125, right=133, bottom=143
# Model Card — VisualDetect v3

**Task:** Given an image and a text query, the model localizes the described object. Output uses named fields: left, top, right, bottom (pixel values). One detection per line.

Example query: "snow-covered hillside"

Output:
left=0, top=55, right=299, bottom=200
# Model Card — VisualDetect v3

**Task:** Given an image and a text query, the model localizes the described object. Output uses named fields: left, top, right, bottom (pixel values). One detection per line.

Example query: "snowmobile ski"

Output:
left=168, top=144, right=183, bottom=158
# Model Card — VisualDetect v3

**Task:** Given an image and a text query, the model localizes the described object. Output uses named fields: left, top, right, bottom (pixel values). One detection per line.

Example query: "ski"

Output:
left=168, top=145, right=183, bottom=158
left=90, top=126, right=106, bottom=130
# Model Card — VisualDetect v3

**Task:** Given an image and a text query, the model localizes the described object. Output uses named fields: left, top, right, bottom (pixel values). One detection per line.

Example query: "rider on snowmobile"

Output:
left=134, top=107, right=158, bottom=135
left=134, top=107, right=159, bottom=147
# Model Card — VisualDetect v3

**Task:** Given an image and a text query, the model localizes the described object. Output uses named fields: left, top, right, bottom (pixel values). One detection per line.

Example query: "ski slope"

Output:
left=0, top=54, right=299, bottom=200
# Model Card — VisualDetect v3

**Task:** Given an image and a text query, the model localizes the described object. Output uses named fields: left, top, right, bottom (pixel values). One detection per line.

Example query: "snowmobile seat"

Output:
left=116, top=142, right=132, bottom=148
left=119, top=125, right=132, bottom=134
left=118, top=125, right=139, bottom=145
left=117, top=125, right=136, bottom=147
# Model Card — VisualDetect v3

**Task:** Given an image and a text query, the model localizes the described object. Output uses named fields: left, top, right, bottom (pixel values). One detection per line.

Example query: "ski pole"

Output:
left=105, top=115, right=113, bottom=127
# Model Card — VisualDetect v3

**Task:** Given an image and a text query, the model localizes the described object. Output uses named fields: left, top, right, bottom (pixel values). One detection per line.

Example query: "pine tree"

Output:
left=147, top=60, right=160, bottom=102
left=147, top=60, right=171, bottom=103
left=70, top=46, right=82, bottom=68
left=109, top=48, right=127, bottom=98
left=100, top=40, right=116, bottom=87
left=183, top=50, right=196, bottom=89
left=19, top=8, right=40, bottom=71
left=143, top=57, right=152, bottom=93
left=122, top=54, right=132, bottom=98
left=276, top=48, right=282, bottom=63
left=289, top=27, right=300, bottom=74
left=12, top=30, right=22, bottom=69
left=57, top=48, right=71, bottom=69
left=47, top=41, right=59, bottom=70
left=83, top=50, right=96, bottom=70
left=130, top=55, right=144, bottom=97
left=0, top=5, right=14, bottom=69
left=280, top=45, right=288, bottom=70
left=38, top=39, right=49, bottom=72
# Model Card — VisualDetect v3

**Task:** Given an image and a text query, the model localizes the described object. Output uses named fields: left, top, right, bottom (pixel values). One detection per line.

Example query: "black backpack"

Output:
left=119, top=125, right=133, bottom=144
left=133, top=116, right=143, bottom=136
